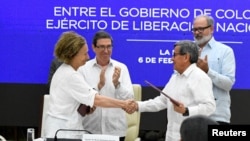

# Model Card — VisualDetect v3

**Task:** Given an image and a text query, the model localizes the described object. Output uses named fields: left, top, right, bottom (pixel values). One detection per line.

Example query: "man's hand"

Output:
left=98, top=66, right=107, bottom=90
left=122, top=99, right=138, bottom=114
left=173, top=102, right=186, bottom=114
left=112, top=66, right=121, bottom=88
left=197, top=55, right=209, bottom=73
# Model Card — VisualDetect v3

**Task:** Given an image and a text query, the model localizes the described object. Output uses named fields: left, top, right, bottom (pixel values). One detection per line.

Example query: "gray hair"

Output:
left=194, top=14, right=214, bottom=26
left=174, top=40, right=199, bottom=63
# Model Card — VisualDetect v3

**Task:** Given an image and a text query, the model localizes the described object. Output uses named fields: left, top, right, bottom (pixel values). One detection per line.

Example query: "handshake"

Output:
left=78, top=99, right=139, bottom=116
left=122, top=99, right=138, bottom=114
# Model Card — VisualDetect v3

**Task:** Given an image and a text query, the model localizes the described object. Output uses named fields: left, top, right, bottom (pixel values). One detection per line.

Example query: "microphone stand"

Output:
left=54, top=129, right=92, bottom=141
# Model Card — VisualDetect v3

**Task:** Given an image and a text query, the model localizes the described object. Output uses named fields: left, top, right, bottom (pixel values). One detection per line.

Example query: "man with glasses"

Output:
left=78, top=30, right=134, bottom=141
left=130, top=40, right=216, bottom=141
left=192, top=15, right=236, bottom=125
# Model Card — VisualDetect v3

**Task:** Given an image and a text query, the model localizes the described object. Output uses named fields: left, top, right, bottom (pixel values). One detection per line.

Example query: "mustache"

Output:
left=194, top=35, right=212, bottom=45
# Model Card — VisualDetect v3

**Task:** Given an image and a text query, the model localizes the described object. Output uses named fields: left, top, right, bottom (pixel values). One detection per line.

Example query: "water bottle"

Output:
left=27, top=128, right=35, bottom=141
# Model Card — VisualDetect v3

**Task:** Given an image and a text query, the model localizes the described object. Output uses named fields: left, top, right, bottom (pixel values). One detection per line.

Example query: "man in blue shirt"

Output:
left=192, top=14, right=236, bottom=125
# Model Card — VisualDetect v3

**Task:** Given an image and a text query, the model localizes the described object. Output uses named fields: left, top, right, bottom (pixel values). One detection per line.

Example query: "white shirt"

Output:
left=138, top=64, right=216, bottom=141
left=78, top=58, right=134, bottom=137
left=44, top=63, right=97, bottom=138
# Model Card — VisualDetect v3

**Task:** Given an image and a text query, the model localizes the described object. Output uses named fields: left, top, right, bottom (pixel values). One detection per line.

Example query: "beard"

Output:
left=194, top=34, right=212, bottom=46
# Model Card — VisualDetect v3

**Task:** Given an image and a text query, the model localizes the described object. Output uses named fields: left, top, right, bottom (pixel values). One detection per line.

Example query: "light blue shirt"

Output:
left=200, top=37, right=236, bottom=123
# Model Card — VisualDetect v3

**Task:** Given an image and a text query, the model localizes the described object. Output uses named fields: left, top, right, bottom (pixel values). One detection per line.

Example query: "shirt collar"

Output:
left=92, top=57, right=114, bottom=67
left=207, top=36, right=216, bottom=49
left=176, top=63, right=196, bottom=77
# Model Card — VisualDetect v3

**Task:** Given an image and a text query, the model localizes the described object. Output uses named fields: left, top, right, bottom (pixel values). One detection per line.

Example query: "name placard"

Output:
left=82, top=134, right=119, bottom=141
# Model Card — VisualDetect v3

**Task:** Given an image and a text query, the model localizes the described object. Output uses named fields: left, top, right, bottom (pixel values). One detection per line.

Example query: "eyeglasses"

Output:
left=173, top=52, right=185, bottom=57
left=191, top=25, right=211, bottom=33
left=95, top=45, right=113, bottom=50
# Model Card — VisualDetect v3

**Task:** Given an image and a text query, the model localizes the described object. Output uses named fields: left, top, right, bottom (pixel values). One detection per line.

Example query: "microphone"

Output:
left=54, top=129, right=92, bottom=141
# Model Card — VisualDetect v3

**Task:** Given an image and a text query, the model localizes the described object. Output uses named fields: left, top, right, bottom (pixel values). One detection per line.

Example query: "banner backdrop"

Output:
left=0, top=0, right=249, bottom=89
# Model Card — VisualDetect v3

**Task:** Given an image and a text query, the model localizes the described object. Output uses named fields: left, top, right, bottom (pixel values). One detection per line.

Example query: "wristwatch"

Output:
left=183, top=107, right=189, bottom=116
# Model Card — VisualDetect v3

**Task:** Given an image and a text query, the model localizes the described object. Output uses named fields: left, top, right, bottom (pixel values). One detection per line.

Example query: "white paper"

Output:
left=82, top=134, right=119, bottom=141
left=34, top=138, right=45, bottom=141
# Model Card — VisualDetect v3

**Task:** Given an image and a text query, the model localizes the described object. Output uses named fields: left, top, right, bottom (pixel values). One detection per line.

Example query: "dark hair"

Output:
left=180, top=115, right=218, bottom=141
left=174, top=40, right=199, bottom=63
left=92, top=30, right=113, bottom=47
left=54, top=31, right=86, bottom=64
